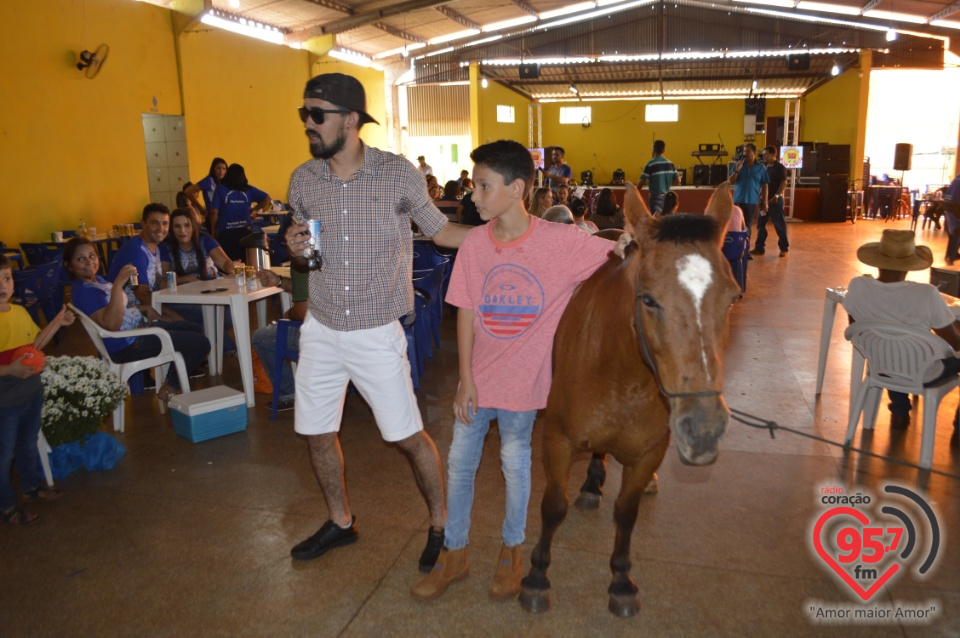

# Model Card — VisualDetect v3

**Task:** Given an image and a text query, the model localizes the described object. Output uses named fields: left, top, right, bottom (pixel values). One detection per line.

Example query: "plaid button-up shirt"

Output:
left=288, top=144, right=447, bottom=331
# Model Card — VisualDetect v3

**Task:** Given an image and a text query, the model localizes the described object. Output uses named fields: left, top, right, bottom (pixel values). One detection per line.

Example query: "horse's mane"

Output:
left=650, top=213, right=720, bottom=245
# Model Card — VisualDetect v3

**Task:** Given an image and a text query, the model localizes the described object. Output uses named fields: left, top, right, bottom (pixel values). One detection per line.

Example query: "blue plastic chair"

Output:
left=401, top=312, right=419, bottom=390
left=270, top=319, right=303, bottom=421
left=20, top=242, right=58, bottom=266
left=13, top=261, right=63, bottom=325
left=722, top=231, right=749, bottom=293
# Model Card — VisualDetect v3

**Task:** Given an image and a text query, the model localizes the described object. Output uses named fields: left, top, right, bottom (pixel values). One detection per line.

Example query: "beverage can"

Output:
left=234, top=264, right=246, bottom=287
left=166, top=271, right=177, bottom=292
left=128, top=273, right=139, bottom=287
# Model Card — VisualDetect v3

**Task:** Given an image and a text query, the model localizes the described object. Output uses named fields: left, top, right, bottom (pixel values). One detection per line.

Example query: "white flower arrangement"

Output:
left=41, top=356, right=128, bottom=447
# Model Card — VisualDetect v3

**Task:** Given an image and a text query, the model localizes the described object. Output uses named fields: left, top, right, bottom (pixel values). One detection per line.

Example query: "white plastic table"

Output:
left=152, top=278, right=282, bottom=408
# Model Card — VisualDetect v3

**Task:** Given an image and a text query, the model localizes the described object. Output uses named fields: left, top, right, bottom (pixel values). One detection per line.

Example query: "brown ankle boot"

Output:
left=488, top=544, right=523, bottom=601
left=410, top=548, right=469, bottom=602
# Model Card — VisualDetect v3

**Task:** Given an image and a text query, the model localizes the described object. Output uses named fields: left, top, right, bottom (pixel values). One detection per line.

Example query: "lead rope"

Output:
left=636, top=291, right=960, bottom=480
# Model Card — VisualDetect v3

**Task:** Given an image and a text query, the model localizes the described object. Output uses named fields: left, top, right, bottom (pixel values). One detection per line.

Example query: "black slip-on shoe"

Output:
left=419, top=526, right=445, bottom=573
left=291, top=517, right=358, bottom=560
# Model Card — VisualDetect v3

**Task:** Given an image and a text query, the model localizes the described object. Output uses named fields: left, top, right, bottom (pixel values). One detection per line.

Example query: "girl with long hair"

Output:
left=528, top=187, right=554, bottom=218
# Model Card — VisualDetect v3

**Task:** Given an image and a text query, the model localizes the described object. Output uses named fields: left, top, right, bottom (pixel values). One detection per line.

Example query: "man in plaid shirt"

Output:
left=285, top=74, right=470, bottom=572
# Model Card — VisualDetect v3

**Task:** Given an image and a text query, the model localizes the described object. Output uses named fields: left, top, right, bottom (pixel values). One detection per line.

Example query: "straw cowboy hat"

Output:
left=857, top=229, right=933, bottom=271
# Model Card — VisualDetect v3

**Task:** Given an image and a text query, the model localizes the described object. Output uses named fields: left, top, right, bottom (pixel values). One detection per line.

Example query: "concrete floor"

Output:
left=3, top=217, right=959, bottom=637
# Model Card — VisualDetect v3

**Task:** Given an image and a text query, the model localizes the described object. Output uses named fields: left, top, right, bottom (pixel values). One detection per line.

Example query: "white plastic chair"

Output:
left=844, top=321, right=960, bottom=470
left=68, top=303, right=190, bottom=432
left=38, top=430, right=53, bottom=487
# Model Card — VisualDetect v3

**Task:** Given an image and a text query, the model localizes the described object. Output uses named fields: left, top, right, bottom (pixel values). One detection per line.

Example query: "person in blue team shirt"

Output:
left=107, top=203, right=179, bottom=313
left=209, top=163, right=271, bottom=260
left=164, top=207, right=236, bottom=352
left=184, top=157, right=227, bottom=223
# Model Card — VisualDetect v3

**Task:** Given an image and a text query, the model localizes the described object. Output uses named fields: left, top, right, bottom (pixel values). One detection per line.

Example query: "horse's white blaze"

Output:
left=676, top=254, right=714, bottom=380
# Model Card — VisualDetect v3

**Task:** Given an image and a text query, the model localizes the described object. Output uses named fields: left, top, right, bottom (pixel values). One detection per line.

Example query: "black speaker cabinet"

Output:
left=931, top=267, right=960, bottom=297
left=519, top=63, right=540, bottom=79
left=711, top=165, right=728, bottom=185
left=787, top=53, right=810, bottom=71
left=894, top=143, right=913, bottom=171
left=820, top=175, right=848, bottom=222
left=693, top=165, right=711, bottom=186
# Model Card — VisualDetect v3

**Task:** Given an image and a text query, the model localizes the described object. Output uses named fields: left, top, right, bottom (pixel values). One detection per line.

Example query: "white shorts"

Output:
left=294, top=313, right=424, bottom=442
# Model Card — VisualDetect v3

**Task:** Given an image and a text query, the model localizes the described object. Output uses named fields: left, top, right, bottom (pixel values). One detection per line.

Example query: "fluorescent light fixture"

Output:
left=795, top=1, right=861, bottom=15
left=862, top=10, right=927, bottom=24
left=229, top=0, right=240, bottom=7
left=328, top=48, right=383, bottom=70
left=537, top=0, right=654, bottom=30
left=481, top=78, right=489, bottom=88
left=831, top=63, right=840, bottom=75
left=480, top=56, right=594, bottom=65
left=482, top=16, right=537, bottom=32
left=428, top=29, right=480, bottom=45
left=732, top=0, right=795, bottom=7
left=931, top=19, right=960, bottom=29
left=569, top=84, right=579, bottom=93
left=374, top=43, right=426, bottom=59
left=886, top=28, right=898, bottom=40
left=540, top=2, right=597, bottom=20
left=752, top=79, right=759, bottom=89
left=597, top=0, right=627, bottom=5
left=464, top=35, right=503, bottom=47
left=200, top=11, right=285, bottom=44
left=745, top=7, right=893, bottom=31
left=422, top=46, right=455, bottom=58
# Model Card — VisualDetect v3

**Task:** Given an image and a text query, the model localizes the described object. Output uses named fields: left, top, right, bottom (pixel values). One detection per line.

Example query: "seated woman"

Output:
left=435, top=180, right=461, bottom=222
left=165, top=207, right=237, bottom=352
left=591, top=188, right=625, bottom=231
left=528, top=187, right=554, bottom=218
left=64, top=237, right=210, bottom=405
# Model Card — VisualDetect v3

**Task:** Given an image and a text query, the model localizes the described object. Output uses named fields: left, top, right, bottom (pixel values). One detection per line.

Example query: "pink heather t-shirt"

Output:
left=446, top=215, right=614, bottom=411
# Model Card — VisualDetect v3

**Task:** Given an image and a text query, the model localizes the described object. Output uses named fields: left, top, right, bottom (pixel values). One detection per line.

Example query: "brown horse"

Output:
left=519, top=183, right=739, bottom=617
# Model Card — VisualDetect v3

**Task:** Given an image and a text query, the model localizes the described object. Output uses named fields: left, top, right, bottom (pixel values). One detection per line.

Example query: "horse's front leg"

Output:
left=574, top=452, right=607, bottom=510
left=519, top=428, right=573, bottom=614
left=608, top=438, right=669, bottom=617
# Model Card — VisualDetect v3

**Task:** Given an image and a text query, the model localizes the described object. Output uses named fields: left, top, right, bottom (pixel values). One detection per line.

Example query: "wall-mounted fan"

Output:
left=77, top=44, right=110, bottom=79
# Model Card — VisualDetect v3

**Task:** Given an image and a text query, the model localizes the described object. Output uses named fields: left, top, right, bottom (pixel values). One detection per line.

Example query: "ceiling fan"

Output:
left=77, top=44, right=110, bottom=79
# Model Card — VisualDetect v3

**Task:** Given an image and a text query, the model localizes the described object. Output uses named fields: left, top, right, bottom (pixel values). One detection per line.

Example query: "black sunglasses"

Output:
left=298, top=107, right=349, bottom=125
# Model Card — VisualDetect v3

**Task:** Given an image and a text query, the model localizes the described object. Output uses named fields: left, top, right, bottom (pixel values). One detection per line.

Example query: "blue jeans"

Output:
left=252, top=323, right=300, bottom=401
left=445, top=408, right=538, bottom=550
left=168, top=303, right=236, bottom=354
left=648, top=193, right=666, bottom=215
left=111, top=321, right=210, bottom=391
left=0, top=391, right=44, bottom=511
left=943, top=202, right=960, bottom=261
left=755, top=196, right=789, bottom=253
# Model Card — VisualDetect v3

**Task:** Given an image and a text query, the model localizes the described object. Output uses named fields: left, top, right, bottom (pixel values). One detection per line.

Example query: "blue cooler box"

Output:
left=169, top=386, right=247, bottom=443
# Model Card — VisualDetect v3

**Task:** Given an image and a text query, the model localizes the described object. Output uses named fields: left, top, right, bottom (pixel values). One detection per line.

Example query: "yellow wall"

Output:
left=178, top=28, right=312, bottom=205
left=802, top=68, right=862, bottom=174
left=540, top=100, right=772, bottom=184
left=477, top=80, right=531, bottom=146
left=1, top=0, right=182, bottom=241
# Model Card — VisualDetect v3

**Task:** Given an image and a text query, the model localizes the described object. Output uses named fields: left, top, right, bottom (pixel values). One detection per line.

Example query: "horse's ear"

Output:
left=704, top=183, right=733, bottom=246
left=622, top=182, right=653, bottom=236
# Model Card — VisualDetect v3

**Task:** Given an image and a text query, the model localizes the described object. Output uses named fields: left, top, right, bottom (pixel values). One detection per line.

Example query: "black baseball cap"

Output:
left=303, top=73, right=379, bottom=125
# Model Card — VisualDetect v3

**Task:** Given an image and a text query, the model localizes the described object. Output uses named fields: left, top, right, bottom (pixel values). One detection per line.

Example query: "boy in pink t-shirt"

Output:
left=411, top=140, right=615, bottom=603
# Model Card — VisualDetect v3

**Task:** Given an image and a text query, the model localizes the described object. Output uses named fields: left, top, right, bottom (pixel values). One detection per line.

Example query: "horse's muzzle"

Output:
left=669, top=399, right=728, bottom=466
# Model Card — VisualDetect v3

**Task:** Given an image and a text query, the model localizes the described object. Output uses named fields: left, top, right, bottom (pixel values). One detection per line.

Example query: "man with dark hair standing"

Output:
left=284, top=73, right=470, bottom=573
left=751, top=145, right=790, bottom=257
left=544, top=146, right=572, bottom=191
left=729, top=143, right=769, bottom=245
left=638, top=139, right=680, bottom=215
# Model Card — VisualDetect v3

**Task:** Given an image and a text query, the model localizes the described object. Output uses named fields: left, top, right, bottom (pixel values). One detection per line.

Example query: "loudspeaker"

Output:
left=745, top=97, right=766, bottom=120
left=787, top=54, right=810, bottom=71
left=893, top=143, right=913, bottom=171
left=931, top=267, right=960, bottom=297
left=519, top=63, right=540, bottom=79
left=693, top=165, right=711, bottom=186
left=819, top=175, right=848, bottom=222
left=711, top=165, right=728, bottom=185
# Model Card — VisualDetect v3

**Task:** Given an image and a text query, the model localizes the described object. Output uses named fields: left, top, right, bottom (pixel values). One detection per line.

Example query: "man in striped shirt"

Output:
left=284, top=73, right=470, bottom=573
left=638, top=139, right=680, bottom=215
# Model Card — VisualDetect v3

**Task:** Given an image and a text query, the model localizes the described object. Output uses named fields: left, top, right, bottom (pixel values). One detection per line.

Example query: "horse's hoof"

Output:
left=519, top=587, right=551, bottom=613
left=608, top=593, right=640, bottom=618
left=574, top=491, right=602, bottom=510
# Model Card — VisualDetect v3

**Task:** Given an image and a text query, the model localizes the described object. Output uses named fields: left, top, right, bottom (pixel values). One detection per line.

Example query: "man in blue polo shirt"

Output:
left=638, top=139, right=680, bottom=215
left=729, top=143, right=769, bottom=245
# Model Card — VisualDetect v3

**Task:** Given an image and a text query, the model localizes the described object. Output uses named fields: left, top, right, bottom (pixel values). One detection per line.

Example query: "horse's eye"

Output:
left=641, top=293, right=660, bottom=309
